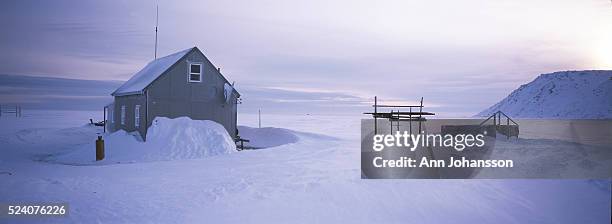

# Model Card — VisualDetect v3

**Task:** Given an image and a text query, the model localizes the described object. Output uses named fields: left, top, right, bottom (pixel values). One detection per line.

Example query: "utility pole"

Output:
left=258, top=109, right=261, bottom=128
left=154, top=4, right=159, bottom=59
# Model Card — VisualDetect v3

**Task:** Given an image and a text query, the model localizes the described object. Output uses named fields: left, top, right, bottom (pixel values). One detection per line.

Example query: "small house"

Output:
left=106, top=47, right=240, bottom=140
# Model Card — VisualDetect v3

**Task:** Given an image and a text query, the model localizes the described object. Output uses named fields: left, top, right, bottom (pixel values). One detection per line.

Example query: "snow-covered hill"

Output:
left=477, top=70, right=612, bottom=119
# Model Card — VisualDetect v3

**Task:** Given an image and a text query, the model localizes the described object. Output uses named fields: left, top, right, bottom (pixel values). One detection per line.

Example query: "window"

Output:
left=134, top=105, right=141, bottom=128
left=120, top=105, right=126, bottom=125
left=109, top=108, right=114, bottom=124
left=189, top=63, right=202, bottom=82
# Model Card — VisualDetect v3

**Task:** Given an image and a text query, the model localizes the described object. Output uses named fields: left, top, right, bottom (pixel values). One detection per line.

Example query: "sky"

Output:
left=1, top=0, right=611, bottom=116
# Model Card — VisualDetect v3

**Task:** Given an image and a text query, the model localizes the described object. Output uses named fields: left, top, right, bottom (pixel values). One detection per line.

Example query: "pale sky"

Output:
left=1, top=0, right=611, bottom=115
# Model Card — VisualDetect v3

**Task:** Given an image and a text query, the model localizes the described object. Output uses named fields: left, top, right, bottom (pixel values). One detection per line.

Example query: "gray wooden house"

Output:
left=106, top=47, right=240, bottom=140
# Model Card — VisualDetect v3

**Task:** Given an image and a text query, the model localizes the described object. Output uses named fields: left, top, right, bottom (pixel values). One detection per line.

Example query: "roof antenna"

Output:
left=154, top=4, right=159, bottom=59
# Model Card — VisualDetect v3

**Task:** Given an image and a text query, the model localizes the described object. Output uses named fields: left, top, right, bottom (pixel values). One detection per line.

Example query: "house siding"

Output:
left=112, top=94, right=147, bottom=138
left=145, top=49, right=238, bottom=138
left=111, top=48, right=239, bottom=140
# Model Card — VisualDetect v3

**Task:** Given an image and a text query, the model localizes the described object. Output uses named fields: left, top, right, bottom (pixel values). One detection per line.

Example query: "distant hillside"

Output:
left=0, top=74, right=122, bottom=110
left=476, top=70, right=612, bottom=119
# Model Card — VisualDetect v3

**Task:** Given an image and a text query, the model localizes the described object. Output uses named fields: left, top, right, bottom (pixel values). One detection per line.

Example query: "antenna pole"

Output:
left=154, top=4, right=159, bottom=59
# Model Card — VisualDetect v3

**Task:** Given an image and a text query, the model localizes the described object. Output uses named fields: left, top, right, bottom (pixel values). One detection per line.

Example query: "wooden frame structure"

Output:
left=479, top=110, right=519, bottom=139
left=364, top=96, right=435, bottom=134
left=0, top=105, right=22, bottom=117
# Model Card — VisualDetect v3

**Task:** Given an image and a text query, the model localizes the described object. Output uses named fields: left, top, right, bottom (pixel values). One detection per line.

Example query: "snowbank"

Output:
left=52, top=117, right=236, bottom=164
left=477, top=70, right=612, bottom=119
left=237, top=126, right=299, bottom=148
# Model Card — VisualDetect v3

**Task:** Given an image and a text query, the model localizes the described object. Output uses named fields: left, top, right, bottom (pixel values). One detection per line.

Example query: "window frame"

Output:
left=188, top=63, right=202, bottom=83
left=134, top=105, right=140, bottom=128
left=120, top=105, right=126, bottom=125
left=109, top=107, right=114, bottom=124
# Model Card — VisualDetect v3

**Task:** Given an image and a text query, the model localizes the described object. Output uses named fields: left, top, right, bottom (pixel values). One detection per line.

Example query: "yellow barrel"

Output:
left=96, top=136, right=104, bottom=161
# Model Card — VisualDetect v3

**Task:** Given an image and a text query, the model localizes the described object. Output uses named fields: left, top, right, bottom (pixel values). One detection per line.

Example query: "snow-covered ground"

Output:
left=477, top=70, right=612, bottom=119
left=0, top=110, right=610, bottom=223
left=237, top=126, right=299, bottom=148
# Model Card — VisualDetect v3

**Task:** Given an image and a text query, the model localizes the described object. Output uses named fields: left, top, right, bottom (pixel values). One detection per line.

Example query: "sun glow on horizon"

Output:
left=590, top=32, right=612, bottom=70
left=594, top=47, right=612, bottom=70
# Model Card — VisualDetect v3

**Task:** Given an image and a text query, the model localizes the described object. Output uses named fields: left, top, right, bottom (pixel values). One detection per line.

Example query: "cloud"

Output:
left=1, top=0, right=610, bottom=116
left=0, top=74, right=121, bottom=110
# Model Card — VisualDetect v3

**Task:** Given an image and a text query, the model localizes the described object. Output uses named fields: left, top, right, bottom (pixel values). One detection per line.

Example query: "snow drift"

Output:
left=237, top=126, right=299, bottom=148
left=52, top=117, right=236, bottom=164
left=477, top=70, right=612, bottom=119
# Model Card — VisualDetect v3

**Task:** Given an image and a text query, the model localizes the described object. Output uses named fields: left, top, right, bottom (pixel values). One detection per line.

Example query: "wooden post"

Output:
left=409, top=107, right=412, bottom=134
left=418, top=97, right=423, bottom=133
left=389, top=110, right=393, bottom=134
left=374, top=96, right=377, bottom=135
left=396, top=110, right=400, bottom=132
left=507, top=117, right=510, bottom=139
left=103, top=106, right=107, bottom=133
left=493, top=112, right=496, bottom=126
left=258, top=109, right=261, bottom=128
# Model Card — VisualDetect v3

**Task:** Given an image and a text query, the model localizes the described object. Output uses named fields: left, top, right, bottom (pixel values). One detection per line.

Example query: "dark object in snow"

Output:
left=0, top=171, right=13, bottom=176
left=96, top=136, right=105, bottom=161
left=234, top=137, right=250, bottom=151
left=89, top=119, right=105, bottom=127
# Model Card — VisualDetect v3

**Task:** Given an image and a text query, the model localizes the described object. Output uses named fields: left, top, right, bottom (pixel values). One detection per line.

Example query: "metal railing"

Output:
left=0, top=105, right=22, bottom=117
left=479, top=110, right=518, bottom=126
left=479, top=111, right=519, bottom=139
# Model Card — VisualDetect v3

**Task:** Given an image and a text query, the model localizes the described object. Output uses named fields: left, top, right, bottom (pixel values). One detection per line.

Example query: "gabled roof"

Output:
left=112, top=47, right=193, bottom=96
left=111, top=47, right=240, bottom=97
